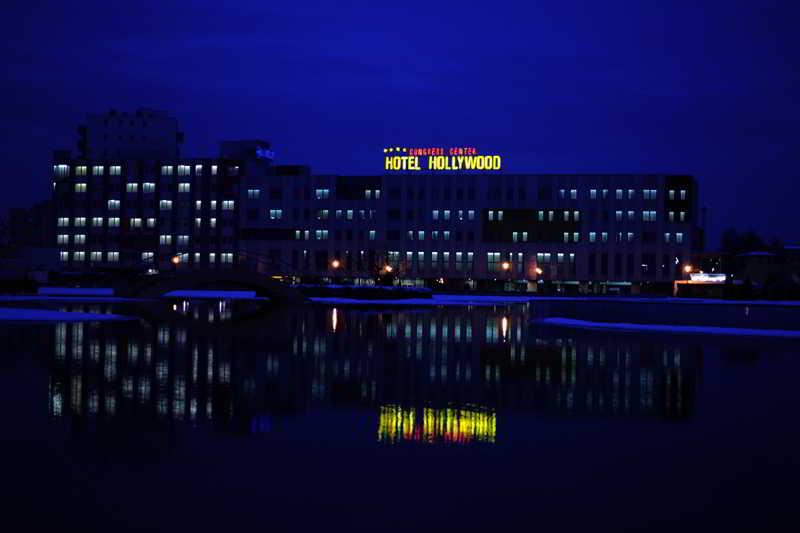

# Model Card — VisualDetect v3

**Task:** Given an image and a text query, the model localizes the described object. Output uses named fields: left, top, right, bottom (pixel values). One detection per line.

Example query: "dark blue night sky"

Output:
left=2, top=0, right=798, bottom=246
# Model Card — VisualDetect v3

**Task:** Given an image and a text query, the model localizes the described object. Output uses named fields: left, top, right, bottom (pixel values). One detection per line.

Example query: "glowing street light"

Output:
left=534, top=267, right=543, bottom=275
left=383, top=265, right=393, bottom=273
left=171, top=255, right=181, bottom=265
left=683, top=264, right=693, bottom=273
left=331, top=259, right=341, bottom=269
left=501, top=261, right=511, bottom=271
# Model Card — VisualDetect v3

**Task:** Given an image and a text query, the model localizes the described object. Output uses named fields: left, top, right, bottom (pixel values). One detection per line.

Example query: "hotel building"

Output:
left=52, top=110, right=702, bottom=292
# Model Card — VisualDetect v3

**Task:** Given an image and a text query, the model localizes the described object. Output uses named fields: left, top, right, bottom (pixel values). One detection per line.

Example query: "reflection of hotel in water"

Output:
left=47, top=304, right=701, bottom=441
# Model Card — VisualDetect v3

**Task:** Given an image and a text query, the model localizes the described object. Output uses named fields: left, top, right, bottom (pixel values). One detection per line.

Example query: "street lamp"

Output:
left=171, top=255, right=181, bottom=265
left=534, top=267, right=543, bottom=275
left=331, top=259, right=341, bottom=269
left=501, top=261, right=511, bottom=271
left=383, top=265, right=393, bottom=273
left=683, top=264, right=693, bottom=273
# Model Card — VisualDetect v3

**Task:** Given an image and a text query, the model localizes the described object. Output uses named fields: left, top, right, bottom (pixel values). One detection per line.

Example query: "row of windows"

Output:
left=560, top=188, right=687, bottom=201
left=60, top=251, right=235, bottom=264
left=313, top=209, right=378, bottom=221
left=56, top=164, right=246, bottom=179
left=295, top=230, right=377, bottom=241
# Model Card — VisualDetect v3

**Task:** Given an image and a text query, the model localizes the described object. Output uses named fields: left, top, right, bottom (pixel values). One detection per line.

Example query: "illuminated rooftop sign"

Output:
left=383, top=146, right=502, bottom=171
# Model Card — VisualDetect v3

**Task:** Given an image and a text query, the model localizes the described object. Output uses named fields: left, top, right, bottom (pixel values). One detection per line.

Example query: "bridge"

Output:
left=116, top=269, right=307, bottom=305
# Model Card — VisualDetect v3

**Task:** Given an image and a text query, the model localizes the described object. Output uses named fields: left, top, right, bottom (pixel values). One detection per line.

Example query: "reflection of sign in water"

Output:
left=383, top=146, right=502, bottom=171
left=378, top=405, right=496, bottom=444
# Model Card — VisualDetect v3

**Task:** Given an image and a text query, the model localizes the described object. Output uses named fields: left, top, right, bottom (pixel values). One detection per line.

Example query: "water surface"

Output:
left=1, top=300, right=798, bottom=531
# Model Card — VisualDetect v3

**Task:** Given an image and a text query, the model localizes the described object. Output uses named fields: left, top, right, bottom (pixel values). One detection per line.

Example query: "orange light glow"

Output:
left=535, top=267, right=543, bottom=275
left=171, top=255, right=181, bottom=265
left=331, top=259, right=341, bottom=269
left=683, top=264, right=692, bottom=273
left=383, top=265, right=393, bottom=273
left=501, top=261, right=511, bottom=271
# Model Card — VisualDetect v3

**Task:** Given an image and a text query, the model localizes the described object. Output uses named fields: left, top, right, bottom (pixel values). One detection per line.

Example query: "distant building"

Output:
left=52, top=110, right=704, bottom=292
left=77, top=108, right=183, bottom=160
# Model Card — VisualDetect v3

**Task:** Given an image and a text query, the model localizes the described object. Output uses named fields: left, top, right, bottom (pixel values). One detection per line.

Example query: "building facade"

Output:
left=53, top=116, right=702, bottom=291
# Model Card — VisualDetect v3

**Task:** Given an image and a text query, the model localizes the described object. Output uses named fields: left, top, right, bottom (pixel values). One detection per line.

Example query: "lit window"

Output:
left=590, top=189, right=597, bottom=199
left=108, top=217, right=120, bottom=227
left=679, top=211, right=686, bottom=222
left=664, top=232, right=671, bottom=243
left=178, top=183, right=191, bottom=193
left=222, top=200, right=235, bottom=211
left=73, top=251, right=85, bottom=261
left=109, top=165, right=122, bottom=176
left=59, top=251, right=69, bottom=262
left=92, top=165, right=104, bottom=176
left=208, top=253, right=216, bottom=263
left=368, top=230, right=376, bottom=240
left=573, top=232, right=580, bottom=242
left=146, top=218, right=156, bottom=228
left=159, top=200, right=172, bottom=210
left=680, top=189, right=687, bottom=200
left=269, top=209, right=283, bottom=220
left=161, top=165, right=173, bottom=176
left=346, top=209, right=354, bottom=220
left=57, top=234, right=69, bottom=244
left=676, top=232, right=684, bottom=244
left=74, top=217, right=86, bottom=227
left=467, top=210, right=475, bottom=220
left=141, top=252, right=154, bottom=263
left=177, top=165, right=191, bottom=176
left=74, top=183, right=87, bottom=193
left=247, top=188, right=260, bottom=200
left=126, top=183, right=138, bottom=193
left=601, top=232, right=608, bottom=242
left=195, top=165, right=203, bottom=175
left=130, top=218, right=142, bottom=228
left=177, top=235, right=189, bottom=246
left=210, top=218, right=217, bottom=228
left=75, top=166, right=87, bottom=176
left=589, top=231, right=597, bottom=243
left=211, top=165, right=218, bottom=176
left=74, top=234, right=86, bottom=244
left=57, top=217, right=70, bottom=227
left=570, top=189, right=577, bottom=200
left=314, top=188, right=330, bottom=199
left=627, top=232, right=634, bottom=242
left=90, top=251, right=103, bottom=262
left=615, top=210, right=622, bottom=222
left=54, top=164, right=70, bottom=177
left=432, top=210, right=439, bottom=220
left=143, top=182, right=156, bottom=193
left=159, top=235, right=172, bottom=245
left=628, top=189, right=635, bottom=199
left=443, top=210, right=450, bottom=220
left=92, top=217, right=103, bottom=227
left=107, top=199, right=120, bottom=210
left=615, top=189, right=623, bottom=199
